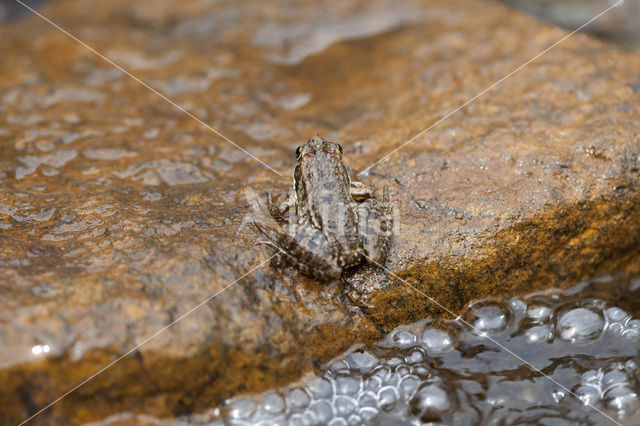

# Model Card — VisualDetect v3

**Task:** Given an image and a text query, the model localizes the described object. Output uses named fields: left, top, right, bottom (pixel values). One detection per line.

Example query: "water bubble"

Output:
left=524, top=324, right=553, bottom=343
left=404, top=348, right=426, bottom=364
left=409, top=383, right=454, bottom=422
left=357, top=390, right=378, bottom=407
left=398, top=375, right=421, bottom=401
left=335, top=373, right=361, bottom=395
left=580, top=370, right=600, bottom=384
left=509, top=298, right=527, bottom=314
left=624, top=359, right=637, bottom=371
left=369, top=365, right=392, bottom=383
left=262, top=392, right=285, bottom=415
left=410, top=365, right=430, bottom=378
left=605, top=307, right=629, bottom=322
left=328, top=417, right=348, bottom=426
left=378, top=386, right=399, bottom=412
left=288, top=412, right=308, bottom=426
left=526, top=304, right=552, bottom=321
left=556, top=306, right=605, bottom=344
left=333, top=395, right=357, bottom=417
left=381, top=370, right=402, bottom=388
left=602, top=370, right=629, bottom=389
left=358, top=406, right=379, bottom=422
left=347, top=414, right=362, bottom=425
left=287, top=388, right=311, bottom=411
left=347, top=349, right=378, bottom=374
left=306, top=376, right=333, bottom=399
left=575, top=385, right=601, bottom=405
left=363, top=375, right=383, bottom=393
left=308, top=400, right=333, bottom=424
left=464, top=301, right=513, bottom=336
left=605, top=385, right=638, bottom=411
left=394, top=365, right=411, bottom=378
left=227, top=399, right=256, bottom=419
left=623, top=319, right=640, bottom=341
left=387, top=329, right=417, bottom=348
left=421, top=327, right=456, bottom=353
left=329, top=360, right=351, bottom=375
left=385, top=357, right=404, bottom=368
left=609, top=322, right=625, bottom=336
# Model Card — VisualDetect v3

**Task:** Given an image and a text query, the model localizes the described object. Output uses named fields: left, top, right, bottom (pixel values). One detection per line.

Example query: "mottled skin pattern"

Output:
left=254, top=136, right=393, bottom=280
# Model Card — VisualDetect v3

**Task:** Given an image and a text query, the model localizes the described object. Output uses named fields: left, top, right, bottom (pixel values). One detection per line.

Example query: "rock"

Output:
left=0, top=0, right=639, bottom=424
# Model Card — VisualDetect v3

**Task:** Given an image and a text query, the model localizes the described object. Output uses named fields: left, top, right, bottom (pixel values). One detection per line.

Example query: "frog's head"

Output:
left=296, top=136, right=343, bottom=162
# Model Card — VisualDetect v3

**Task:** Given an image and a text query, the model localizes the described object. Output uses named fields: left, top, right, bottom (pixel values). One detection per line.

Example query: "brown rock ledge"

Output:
left=0, top=0, right=639, bottom=423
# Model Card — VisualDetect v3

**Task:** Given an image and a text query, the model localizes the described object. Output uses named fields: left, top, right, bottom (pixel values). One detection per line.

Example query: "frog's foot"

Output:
left=266, top=191, right=294, bottom=221
left=254, top=239, right=288, bottom=268
left=350, top=180, right=375, bottom=202
left=357, top=186, right=393, bottom=264
left=252, top=220, right=342, bottom=280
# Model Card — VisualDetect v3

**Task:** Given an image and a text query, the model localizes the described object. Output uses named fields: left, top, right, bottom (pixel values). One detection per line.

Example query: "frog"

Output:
left=252, top=135, right=393, bottom=280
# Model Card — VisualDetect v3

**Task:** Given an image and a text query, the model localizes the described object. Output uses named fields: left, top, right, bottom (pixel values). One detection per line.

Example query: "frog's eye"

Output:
left=295, top=146, right=302, bottom=159
left=337, top=144, right=343, bottom=154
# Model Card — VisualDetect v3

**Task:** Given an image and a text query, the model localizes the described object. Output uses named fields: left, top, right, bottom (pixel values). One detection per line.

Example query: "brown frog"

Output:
left=253, top=136, right=393, bottom=280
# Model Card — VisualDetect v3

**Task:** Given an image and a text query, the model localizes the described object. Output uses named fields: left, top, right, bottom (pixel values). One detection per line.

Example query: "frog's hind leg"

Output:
left=252, top=221, right=342, bottom=280
left=357, top=186, right=393, bottom=265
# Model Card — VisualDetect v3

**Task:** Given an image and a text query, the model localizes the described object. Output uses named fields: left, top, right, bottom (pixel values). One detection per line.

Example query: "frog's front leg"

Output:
left=252, top=220, right=342, bottom=280
left=356, top=187, right=393, bottom=264
left=265, top=189, right=295, bottom=221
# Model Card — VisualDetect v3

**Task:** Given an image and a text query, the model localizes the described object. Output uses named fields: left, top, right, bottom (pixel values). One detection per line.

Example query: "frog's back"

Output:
left=297, top=153, right=354, bottom=222
left=294, top=139, right=361, bottom=266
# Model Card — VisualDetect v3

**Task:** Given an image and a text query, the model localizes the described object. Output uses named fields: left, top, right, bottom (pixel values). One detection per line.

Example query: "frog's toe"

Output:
left=262, top=239, right=341, bottom=280
left=297, top=261, right=342, bottom=280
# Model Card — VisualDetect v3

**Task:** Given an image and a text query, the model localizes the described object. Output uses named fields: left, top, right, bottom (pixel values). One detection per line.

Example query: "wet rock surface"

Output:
left=1, top=0, right=640, bottom=424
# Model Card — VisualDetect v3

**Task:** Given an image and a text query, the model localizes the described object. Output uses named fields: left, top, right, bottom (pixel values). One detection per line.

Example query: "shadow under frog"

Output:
left=252, top=136, right=393, bottom=280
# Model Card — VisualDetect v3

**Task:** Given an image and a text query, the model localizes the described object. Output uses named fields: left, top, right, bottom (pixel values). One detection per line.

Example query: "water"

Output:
left=214, top=275, right=640, bottom=425
left=90, top=274, right=640, bottom=425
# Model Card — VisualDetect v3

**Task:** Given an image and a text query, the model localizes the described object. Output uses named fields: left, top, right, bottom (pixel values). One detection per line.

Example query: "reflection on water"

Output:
left=91, top=274, right=640, bottom=425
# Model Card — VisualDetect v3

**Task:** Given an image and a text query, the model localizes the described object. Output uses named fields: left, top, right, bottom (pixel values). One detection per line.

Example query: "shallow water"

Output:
left=216, top=275, right=640, bottom=425
left=89, top=273, right=640, bottom=425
